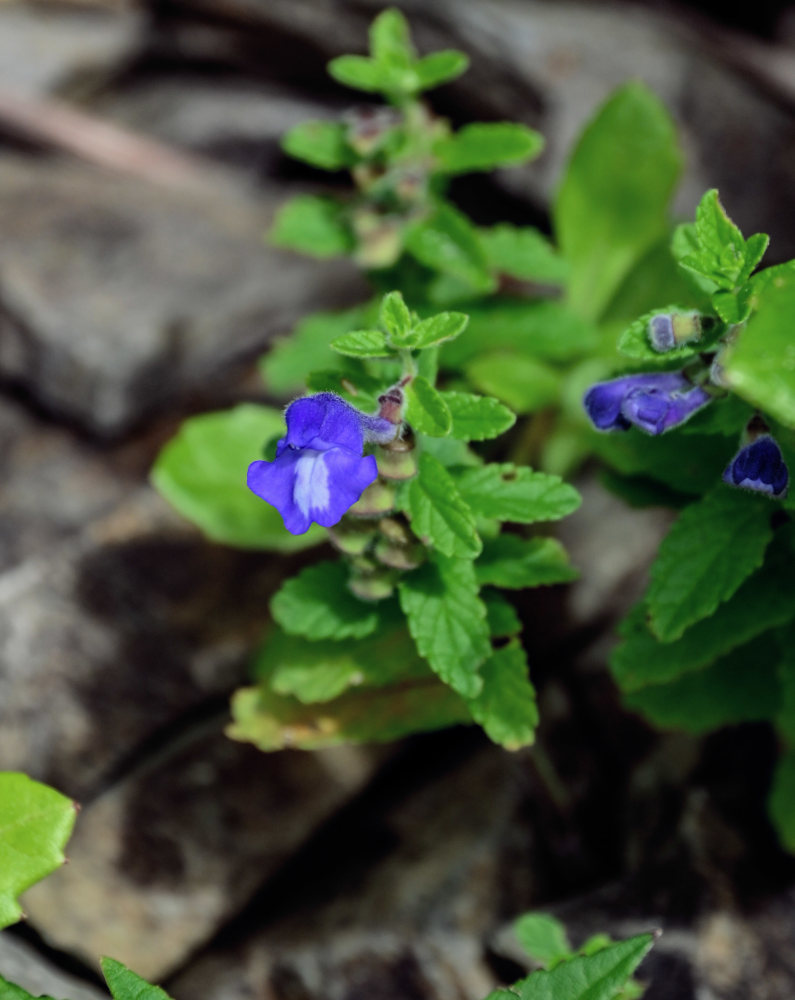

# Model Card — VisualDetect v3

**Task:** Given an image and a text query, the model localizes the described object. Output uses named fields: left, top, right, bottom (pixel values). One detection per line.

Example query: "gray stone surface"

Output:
left=0, top=156, right=364, bottom=436
left=0, top=934, right=104, bottom=1000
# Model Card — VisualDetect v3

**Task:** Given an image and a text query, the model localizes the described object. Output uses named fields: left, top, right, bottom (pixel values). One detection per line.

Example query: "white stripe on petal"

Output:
left=293, top=450, right=330, bottom=518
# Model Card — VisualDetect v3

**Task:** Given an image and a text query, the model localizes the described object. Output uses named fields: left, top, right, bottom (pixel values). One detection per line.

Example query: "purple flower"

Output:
left=584, top=373, right=711, bottom=435
left=247, top=393, right=397, bottom=535
left=723, top=435, right=788, bottom=499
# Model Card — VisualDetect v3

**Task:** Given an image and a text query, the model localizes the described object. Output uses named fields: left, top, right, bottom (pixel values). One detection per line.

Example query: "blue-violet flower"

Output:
left=723, top=434, right=788, bottom=499
left=584, top=372, right=711, bottom=435
left=247, top=392, right=398, bottom=535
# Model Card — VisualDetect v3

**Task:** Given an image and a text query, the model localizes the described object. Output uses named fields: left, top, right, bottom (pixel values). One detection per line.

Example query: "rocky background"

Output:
left=2, top=1, right=795, bottom=998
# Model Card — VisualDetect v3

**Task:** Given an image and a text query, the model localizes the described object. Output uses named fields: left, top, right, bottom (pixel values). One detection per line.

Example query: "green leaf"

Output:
left=411, top=311, right=469, bottom=349
left=0, top=977, right=59, bottom=1000
left=380, top=290, right=413, bottom=345
left=414, top=51, right=469, bottom=90
left=152, top=405, right=322, bottom=552
left=483, top=592, right=522, bottom=637
left=611, top=539, right=795, bottom=691
left=514, top=913, right=572, bottom=968
left=776, top=626, right=795, bottom=742
left=443, top=300, right=598, bottom=367
left=555, top=82, right=682, bottom=320
left=769, top=747, right=795, bottom=852
left=328, top=55, right=390, bottom=94
left=405, top=202, right=494, bottom=292
left=677, top=394, right=754, bottom=437
left=403, top=452, right=481, bottom=557
left=101, top=959, right=173, bottom=1000
left=723, top=270, right=795, bottom=428
left=282, top=120, right=353, bottom=171
left=617, top=307, right=720, bottom=364
left=405, top=376, right=452, bottom=436
left=271, top=562, right=380, bottom=641
left=623, top=636, right=781, bottom=732
left=0, top=773, right=76, bottom=929
left=479, top=224, right=568, bottom=285
left=456, top=463, right=581, bottom=524
left=488, top=934, right=655, bottom=1000
left=678, top=189, right=768, bottom=291
left=465, top=641, right=537, bottom=749
left=465, top=353, right=562, bottom=414
left=440, top=391, right=515, bottom=441
left=331, top=328, right=391, bottom=358
left=229, top=675, right=470, bottom=751
left=433, top=123, right=544, bottom=175
left=369, top=8, right=413, bottom=67
left=475, top=536, right=578, bottom=589
left=399, top=554, right=491, bottom=698
left=270, top=194, right=353, bottom=258
left=647, top=488, right=774, bottom=642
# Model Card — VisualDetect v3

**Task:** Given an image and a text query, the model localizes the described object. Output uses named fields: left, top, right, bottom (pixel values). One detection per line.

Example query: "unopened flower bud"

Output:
left=723, top=429, right=788, bottom=499
left=348, top=479, right=396, bottom=517
left=648, top=312, right=703, bottom=353
left=349, top=571, right=396, bottom=602
left=327, top=520, right=377, bottom=555
left=374, top=537, right=425, bottom=570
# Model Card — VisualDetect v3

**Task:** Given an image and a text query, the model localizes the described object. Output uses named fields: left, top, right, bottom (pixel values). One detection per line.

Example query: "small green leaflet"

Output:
left=282, top=120, right=353, bottom=171
left=483, top=592, right=521, bottom=637
left=485, top=933, right=655, bottom=1000
left=412, top=311, right=468, bottom=349
left=479, top=224, right=568, bottom=285
left=456, top=463, right=581, bottom=524
left=465, top=641, right=538, bottom=749
left=271, top=561, right=380, bottom=641
left=398, top=554, right=491, bottom=698
left=151, top=405, right=323, bottom=552
left=769, top=748, right=795, bottom=852
left=380, top=290, right=413, bottom=345
left=405, top=376, right=452, bottom=436
left=623, top=637, right=781, bottom=733
left=0, top=773, right=77, bottom=929
left=514, top=912, right=572, bottom=969
left=0, top=977, right=59, bottom=1000
left=554, top=82, right=682, bottom=321
left=678, top=189, right=769, bottom=291
left=405, top=202, right=494, bottom=293
left=475, top=535, right=578, bottom=589
left=433, top=123, right=544, bottom=175
left=466, top=353, right=562, bottom=414
left=403, top=452, right=482, bottom=558
left=413, top=50, right=469, bottom=90
left=228, top=675, right=470, bottom=751
left=269, top=194, right=353, bottom=258
left=331, top=328, right=391, bottom=358
left=440, top=391, right=515, bottom=441
left=646, top=488, right=773, bottom=642
left=369, top=8, right=414, bottom=67
left=327, top=55, right=390, bottom=94
left=101, top=959, right=173, bottom=1000
left=723, top=270, right=795, bottom=429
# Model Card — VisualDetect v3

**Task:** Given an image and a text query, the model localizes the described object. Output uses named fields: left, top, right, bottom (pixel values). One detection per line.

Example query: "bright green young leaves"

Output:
left=271, top=562, right=382, bottom=641
left=514, top=913, right=573, bottom=969
left=282, top=120, right=353, bottom=171
left=270, top=194, right=353, bottom=258
left=403, top=453, right=482, bottom=558
left=0, top=773, right=76, bottom=929
left=432, top=123, right=544, bottom=175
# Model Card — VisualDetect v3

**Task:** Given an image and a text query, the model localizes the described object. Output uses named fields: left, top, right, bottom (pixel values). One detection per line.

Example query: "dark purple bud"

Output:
left=723, top=435, right=788, bottom=499
left=648, top=312, right=702, bottom=353
left=584, top=372, right=711, bottom=434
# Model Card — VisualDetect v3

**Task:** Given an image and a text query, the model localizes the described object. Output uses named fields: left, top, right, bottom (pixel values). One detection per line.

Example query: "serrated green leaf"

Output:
left=399, top=553, right=491, bottom=698
left=152, top=405, right=322, bottom=552
left=612, top=539, right=795, bottom=691
left=555, top=82, right=682, bottom=320
left=414, top=50, right=469, bottom=90
left=723, top=270, right=795, bottom=428
left=380, top=290, right=413, bottom=345
left=228, top=675, right=470, bottom=751
left=483, top=592, right=521, bottom=637
left=677, top=394, right=754, bottom=437
left=456, top=463, right=581, bottom=524
left=491, top=933, right=655, bottom=1000
left=0, top=773, right=76, bottom=929
left=328, top=55, right=390, bottom=93
left=440, top=391, right=515, bottom=441
left=617, top=306, right=721, bottom=364
left=514, top=913, right=572, bottom=968
left=479, top=224, right=568, bottom=285
left=101, top=959, right=173, bottom=1000
left=282, top=120, right=353, bottom=171
left=475, top=536, right=578, bottom=588
left=465, top=641, right=537, bottom=749
left=271, top=562, right=380, bottom=641
left=679, top=189, right=768, bottom=292
left=647, top=488, right=774, bottom=642
left=403, top=452, right=481, bottom=557
left=443, top=300, right=598, bottom=367
left=270, top=194, right=353, bottom=258
left=331, top=328, right=391, bottom=358
left=405, top=376, right=452, bottom=436
left=465, top=353, right=562, bottom=414
left=623, top=635, right=781, bottom=732
left=741, top=232, right=769, bottom=281
left=769, top=747, right=795, bottom=852
left=405, top=202, right=494, bottom=292
left=0, top=979, right=59, bottom=1000
left=369, top=8, right=413, bottom=67
left=411, top=311, right=469, bottom=349
left=433, top=123, right=544, bottom=175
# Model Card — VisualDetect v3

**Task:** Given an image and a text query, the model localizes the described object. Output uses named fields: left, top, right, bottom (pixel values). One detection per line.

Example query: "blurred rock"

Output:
left=0, top=155, right=364, bottom=436
left=0, top=934, right=104, bottom=1000
left=24, top=726, right=379, bottom=982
